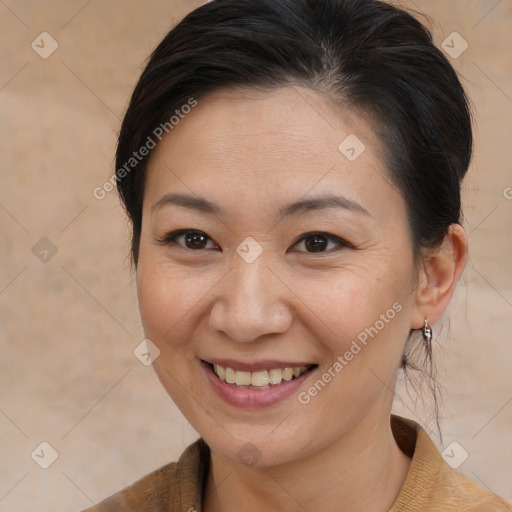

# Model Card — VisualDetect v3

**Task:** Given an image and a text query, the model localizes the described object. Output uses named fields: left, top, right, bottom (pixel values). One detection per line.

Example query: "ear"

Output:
left=411, top=223, right=468, bottom=329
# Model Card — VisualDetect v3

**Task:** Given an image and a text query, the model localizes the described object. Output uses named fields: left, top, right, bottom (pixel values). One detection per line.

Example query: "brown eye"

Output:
left=154, top=230, right=219, bottom=250
left=304, top=235, right=329, bottom=252
left=292, top=232, right=351, bottom=253
left=184, top=231, right=208, bottom=249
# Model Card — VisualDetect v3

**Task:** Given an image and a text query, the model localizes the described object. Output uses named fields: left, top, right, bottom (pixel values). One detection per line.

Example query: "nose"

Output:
left=208, top=255, right=293, bottom=343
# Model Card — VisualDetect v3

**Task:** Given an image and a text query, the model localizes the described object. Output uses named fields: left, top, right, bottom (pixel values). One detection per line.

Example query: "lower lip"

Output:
left=201, top=361, right=316, bottom=409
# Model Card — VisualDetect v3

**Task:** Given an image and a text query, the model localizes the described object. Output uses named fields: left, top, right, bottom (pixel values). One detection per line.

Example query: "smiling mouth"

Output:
left=206, top=362, right=318, bottom=390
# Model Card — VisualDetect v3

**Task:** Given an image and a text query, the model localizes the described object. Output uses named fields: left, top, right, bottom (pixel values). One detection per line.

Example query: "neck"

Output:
left=203, top=411, right=412, bottom=512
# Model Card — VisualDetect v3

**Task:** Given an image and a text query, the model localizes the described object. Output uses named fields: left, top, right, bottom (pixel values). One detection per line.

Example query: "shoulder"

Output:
left=80, top=461, right=178, bottom=512
left=444, top=470, right=512, bottom=512
left=79, top=438, right=209, bottom=512
left=427, top=447, right=511, bottom=511
left=390, top=415, right=512, bottom=512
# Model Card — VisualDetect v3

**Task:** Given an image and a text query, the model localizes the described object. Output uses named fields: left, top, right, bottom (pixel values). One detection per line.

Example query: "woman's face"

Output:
left=137, top=86, right=422, bottom=466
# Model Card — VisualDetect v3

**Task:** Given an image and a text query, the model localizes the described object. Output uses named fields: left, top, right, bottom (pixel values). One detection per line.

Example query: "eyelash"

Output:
left=153, top=229, right=354, bottom=254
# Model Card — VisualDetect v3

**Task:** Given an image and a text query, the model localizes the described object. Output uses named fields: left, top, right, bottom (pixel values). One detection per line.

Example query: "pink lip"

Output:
left=201, top=360, right=316, bottom=409
left=204, top=358, right=314, bottom=372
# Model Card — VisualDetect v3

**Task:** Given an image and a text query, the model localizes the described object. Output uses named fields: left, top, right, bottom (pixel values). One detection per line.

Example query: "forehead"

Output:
left=151, top=86, right=381, bottom=160
left=143, top=86, right=399, bottom=219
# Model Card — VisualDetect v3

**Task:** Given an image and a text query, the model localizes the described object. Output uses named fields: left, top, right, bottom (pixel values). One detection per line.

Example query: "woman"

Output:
left=82, top=0, right=512, bottom=510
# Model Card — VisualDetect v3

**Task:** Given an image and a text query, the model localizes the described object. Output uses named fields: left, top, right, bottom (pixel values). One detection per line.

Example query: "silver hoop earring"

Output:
left=422, top=319, right=432, bottom=343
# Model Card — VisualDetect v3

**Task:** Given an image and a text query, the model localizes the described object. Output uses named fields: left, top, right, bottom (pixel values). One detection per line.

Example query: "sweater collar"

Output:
left=173, top=414, right=442, bottom=512
left=389, top=414, right=443, bottom=511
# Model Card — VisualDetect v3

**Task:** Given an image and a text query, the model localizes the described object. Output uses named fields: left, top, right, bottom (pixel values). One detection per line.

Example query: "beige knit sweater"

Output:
left=81, top=415, right=512, bottom=511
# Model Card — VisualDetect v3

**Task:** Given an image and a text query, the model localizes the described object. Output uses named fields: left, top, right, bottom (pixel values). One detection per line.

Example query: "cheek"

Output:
left=298, top=275, right=412, bottom=418
left=136, top=260, right=194, bottom=344
left=136, top=259, right=206, bottom=400
left=307, top=278, right=413, bottom=399
left=136, top=254, right=228, bottom=350
left=290, top=268, right=409, bottom=353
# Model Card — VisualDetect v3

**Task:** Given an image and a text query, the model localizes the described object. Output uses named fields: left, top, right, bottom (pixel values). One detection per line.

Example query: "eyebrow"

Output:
left=152, top=192, right=370, bottom=219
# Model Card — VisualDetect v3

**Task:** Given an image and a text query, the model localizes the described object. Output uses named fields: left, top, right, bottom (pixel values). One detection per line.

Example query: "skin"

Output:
left=136, top=86, right=468, bottom=512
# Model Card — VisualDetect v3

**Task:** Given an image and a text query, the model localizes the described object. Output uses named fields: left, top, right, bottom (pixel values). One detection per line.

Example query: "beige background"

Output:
left=0, top=0, right=511, bottom=510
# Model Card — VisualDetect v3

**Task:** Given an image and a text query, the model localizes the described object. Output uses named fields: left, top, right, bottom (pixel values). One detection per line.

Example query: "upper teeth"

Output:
left=213, top=364, right=309, bottom=387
